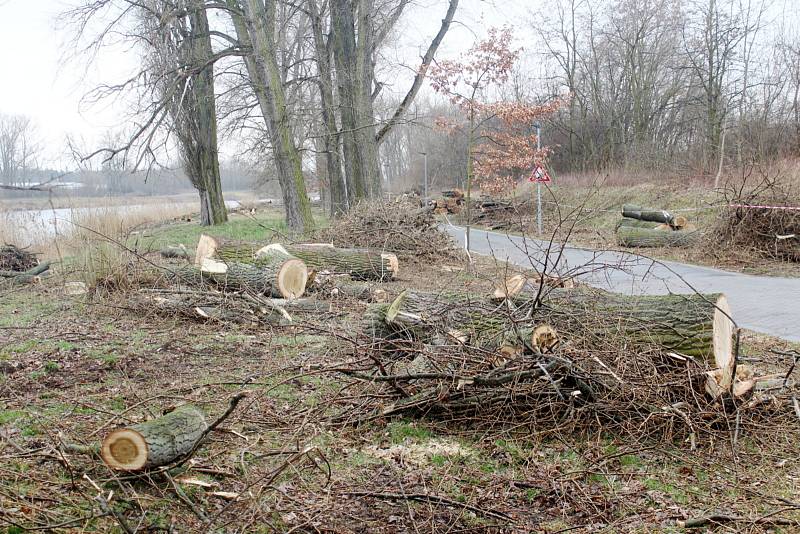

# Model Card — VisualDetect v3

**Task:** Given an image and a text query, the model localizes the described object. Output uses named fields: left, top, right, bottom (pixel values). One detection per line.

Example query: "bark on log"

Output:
left=195, top=234, right=397, bottom=281
left=615, top=218, right=672, bottom=231
left=279, top=244, right=397, bottom=281
left=0, top=261, right=51, bottom=278
left=200, top=257, right=307, bottom=299
left=616, top=226, right=700, bottom=248
left=622, top=204, right=675, bottom=224
left=369, top=290, right=560, bottom=354
left=101, top=405, right=207, bottom=471
left=516, top=287, right=734, bottom=369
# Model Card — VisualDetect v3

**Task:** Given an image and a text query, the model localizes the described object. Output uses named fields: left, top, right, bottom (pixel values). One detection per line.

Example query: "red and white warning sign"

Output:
left=529, top=164, right=551, bottom=183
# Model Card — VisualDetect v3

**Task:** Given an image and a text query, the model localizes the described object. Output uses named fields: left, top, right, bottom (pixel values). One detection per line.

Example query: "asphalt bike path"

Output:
left=444, top=226, right=800, bottom=342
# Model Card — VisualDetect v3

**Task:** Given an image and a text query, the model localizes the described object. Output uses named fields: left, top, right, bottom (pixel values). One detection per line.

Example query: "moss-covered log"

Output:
left=200, top=257, right=307, bottom=299
left=101, top=405, right=207, bottom=471
left=365, top=290, right=559, bottom=354
left=194, top=234, right=397, bottom=281
left=510, top=287, right=734, bottom=370
left=615, top=218, right=672, bottom=231
left=616, top=226, right=700, bottom=248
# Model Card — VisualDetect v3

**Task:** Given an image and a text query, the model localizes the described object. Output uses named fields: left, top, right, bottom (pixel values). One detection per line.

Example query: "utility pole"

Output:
left=535, top=122, right=543, bottom=235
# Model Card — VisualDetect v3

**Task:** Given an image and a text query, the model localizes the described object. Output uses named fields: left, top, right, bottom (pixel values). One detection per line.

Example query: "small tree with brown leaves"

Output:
left=430, top=27, right=562, bottom=253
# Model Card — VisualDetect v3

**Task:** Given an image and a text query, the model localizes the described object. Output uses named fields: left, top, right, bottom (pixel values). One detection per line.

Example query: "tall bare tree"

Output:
left=227, top=0, right=315, bottom=232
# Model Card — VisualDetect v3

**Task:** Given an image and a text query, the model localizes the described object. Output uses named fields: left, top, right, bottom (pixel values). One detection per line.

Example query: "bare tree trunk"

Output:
left=309, top=0, right=348, bottom=215
left=330, top=0, right=382, bottom=201
left=228, top=0, right=314, bottom=233
left=183, top=0, right=228, bottom=226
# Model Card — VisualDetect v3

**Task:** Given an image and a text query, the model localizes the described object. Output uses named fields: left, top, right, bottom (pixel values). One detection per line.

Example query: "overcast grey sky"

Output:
left=0, top=0, right=538, bottom=167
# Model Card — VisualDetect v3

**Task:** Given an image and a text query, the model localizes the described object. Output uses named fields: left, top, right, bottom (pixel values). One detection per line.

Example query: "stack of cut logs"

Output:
left=143, top=234, right=399, bottom=325
left=354, top=271, right=756, bottom=420
left=0, top=245, right=50, bottom=287
left=106, top=264, right=755, bottom=472
left=615, top=204, right=700, bottom=248
left=430, top=189, right=465, bottom=214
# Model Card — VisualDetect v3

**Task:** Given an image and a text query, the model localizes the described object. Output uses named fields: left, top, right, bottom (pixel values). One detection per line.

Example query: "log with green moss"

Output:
left=507, top=287, right=734, bottom=369
left=365, top=290, right=559, bottom=353
left=616, top=226, right=700, bottom=248
left=194, top=234, right=398, bottom=281
left=100, top=405, right=207, bottom=470
left=615, top=218, right=672, bottom=231
left=200, top=256, right=307, bottom=299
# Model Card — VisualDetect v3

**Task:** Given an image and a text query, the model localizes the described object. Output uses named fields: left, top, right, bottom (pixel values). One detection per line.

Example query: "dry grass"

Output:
left=0, top=201, right=200, bottom=259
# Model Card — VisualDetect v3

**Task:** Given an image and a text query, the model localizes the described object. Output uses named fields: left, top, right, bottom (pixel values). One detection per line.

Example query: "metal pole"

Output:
left=422, top=152, right=428, bottom=202
left=535, top=123, right=542, bottom=235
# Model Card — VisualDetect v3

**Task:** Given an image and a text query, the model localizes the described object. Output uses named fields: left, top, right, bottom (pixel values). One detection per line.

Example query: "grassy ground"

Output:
left=1, top=213, right=799, bottom=532
left=467, top=182, right=800, bottom=277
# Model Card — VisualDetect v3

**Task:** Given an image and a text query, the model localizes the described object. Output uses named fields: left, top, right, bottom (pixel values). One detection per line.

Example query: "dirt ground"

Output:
left=1, top=215, right=800, bottom=533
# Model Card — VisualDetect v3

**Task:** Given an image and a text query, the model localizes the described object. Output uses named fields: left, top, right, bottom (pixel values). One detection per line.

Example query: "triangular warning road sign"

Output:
left=529, top=164, right=551, bottom=183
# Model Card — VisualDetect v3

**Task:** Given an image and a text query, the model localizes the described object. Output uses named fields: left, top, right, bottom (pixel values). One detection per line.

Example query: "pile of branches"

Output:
left=0, top=244, right=50, bottom=287
left=0, top=244, right=39, bottom=271
left=718, top=169, right=800, bottom=261
left=332, top=280, right=797, bottom=441
left=315, top=198, right=464, bottom=261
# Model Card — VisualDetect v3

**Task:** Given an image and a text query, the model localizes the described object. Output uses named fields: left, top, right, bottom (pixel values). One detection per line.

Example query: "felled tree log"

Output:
left=195, top=234, right=397, bottom=281
left=622, top=204, right=689, bottom=230
left=279, top=244, right=397, bottom=281
left=367, top=290, right=560, bottom=354
left=616, top=226, right=700, bottom=248
left=514, top=287, right=734, bottom=368
left=492, top=273, right=574, bottom=300
left=101, top=405, right=207, bottom=471
left=0, top=260, right=51, bottom=278
left=615, top=218, right=672, bottom=231
left=200, top=255, right=307, bottom=299
left=622, top=204, right=675, bottom=224
left=321, top=277, right=389, bottom=302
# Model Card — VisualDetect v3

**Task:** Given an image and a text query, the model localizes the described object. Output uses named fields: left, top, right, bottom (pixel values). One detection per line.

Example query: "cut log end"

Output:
left=672, top=216, right=688, bottom=230
left=255, top=244, right=289, bottom=258
left=381, top=253, right=399, bottom=278
left=200, top=257, right=228, bottom=274
left=531, top=325, right=559, bottom=352
left=712, top=294, right=735, bottom=385
left=385, top=290, right=408, bottom=324
left=101, top=429, right=148, bottom=471
left=493, top=274, right=575, bottom=299
left=494, top=274, right=526, bottom=299
left=277, top=258, right=309, bottom=299
left=194, top=234, right=220, bottom=266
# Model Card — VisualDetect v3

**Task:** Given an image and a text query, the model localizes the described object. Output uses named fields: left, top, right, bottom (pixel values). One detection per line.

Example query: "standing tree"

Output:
left=227, top=0, right=315, bottom=232
left=322, top=0, right=458, bottom=206
left=430, top=28, right=560, bottom=252
left=63, top=0, right=231, bottom=225
left=149, top=0, right=229, bottom=225
left=0, top=113, right=40, bottom=188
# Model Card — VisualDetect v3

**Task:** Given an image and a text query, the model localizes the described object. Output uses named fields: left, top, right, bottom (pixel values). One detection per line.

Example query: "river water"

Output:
left=1, top=200, right=241, bottom=246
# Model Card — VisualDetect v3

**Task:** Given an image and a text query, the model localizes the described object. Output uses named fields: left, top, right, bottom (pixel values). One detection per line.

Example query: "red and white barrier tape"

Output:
left=728, top=204, right=800, bottom=211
